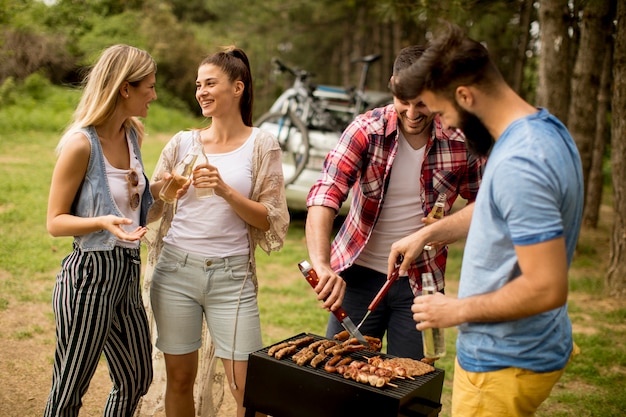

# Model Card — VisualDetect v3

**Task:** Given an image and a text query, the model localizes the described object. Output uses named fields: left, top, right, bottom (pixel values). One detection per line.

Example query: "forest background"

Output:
left=0, top=0, right=625, bottom=416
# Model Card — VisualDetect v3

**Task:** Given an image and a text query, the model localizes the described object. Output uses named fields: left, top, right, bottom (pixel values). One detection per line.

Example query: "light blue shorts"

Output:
left=150, top=243, right=262, bottom=360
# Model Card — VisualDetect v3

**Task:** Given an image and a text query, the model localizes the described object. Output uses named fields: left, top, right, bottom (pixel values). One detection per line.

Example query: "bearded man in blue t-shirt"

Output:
left=388, top=23, right=583, bottom=417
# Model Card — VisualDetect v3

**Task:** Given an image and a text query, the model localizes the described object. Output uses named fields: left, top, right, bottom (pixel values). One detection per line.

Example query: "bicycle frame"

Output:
left=267, top=55, right=388, bottom=129
left=256, top=55, right=391, bottom=186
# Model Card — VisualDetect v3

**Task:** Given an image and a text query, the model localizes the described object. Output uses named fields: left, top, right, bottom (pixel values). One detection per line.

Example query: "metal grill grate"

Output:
left=244, top=333, right=444, bottom=417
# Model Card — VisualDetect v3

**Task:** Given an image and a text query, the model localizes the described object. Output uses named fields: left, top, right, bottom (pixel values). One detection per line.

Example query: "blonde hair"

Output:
left=57, top=44, right=156, bottom=152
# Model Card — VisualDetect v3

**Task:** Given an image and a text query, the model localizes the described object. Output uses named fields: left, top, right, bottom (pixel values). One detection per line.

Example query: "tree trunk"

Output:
left=568, top=0, right=614, bottom=200
left=512, top=0, right=534, bottom=95
left=537, top=0, right=572, bottom=123
left=583, top=6, right=615, bottom=228
left=378, top=21, right=393, bottom=91
left=340, top=26, right=352, bottom=87
left=607, top=0, right=626, bottom=299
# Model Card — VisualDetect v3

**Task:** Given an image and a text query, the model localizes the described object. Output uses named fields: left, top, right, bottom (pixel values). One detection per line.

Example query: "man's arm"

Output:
left=389, top=202, right=475, bottom=276
left=305, top=205, right=347, bottom=311
left=412, top=236, right=569, bottom=329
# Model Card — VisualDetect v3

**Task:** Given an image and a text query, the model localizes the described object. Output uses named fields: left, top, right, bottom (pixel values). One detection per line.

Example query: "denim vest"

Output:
left=71, top=125, right=154, bottom=251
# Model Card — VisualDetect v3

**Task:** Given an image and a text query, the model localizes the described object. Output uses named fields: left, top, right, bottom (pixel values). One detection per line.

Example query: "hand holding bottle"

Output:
left=193, top=157, right=229, bottom=199
left=192, top=149, right=215, bottom=199
left=424, top=192, right=446, bottom=225
left=159, top=152, right=198, bottom=203
left=423, top=193, right=446, bottom=250
left=420, top=273, right=446, bottom=359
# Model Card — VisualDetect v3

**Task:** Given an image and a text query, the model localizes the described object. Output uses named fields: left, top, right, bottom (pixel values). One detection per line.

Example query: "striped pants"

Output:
left=44, top=245, right=153, bottom=417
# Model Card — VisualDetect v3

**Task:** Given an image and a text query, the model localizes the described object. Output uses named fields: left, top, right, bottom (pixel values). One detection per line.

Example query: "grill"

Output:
left=243, top=333, right=445, bottom=417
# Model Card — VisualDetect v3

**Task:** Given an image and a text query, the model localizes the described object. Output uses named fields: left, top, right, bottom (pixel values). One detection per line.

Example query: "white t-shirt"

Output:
left=104, top=137, right=146, bottom=248
left=164, top=129, right=257, bottom=257
left=356, top=130, right=425, bottom=274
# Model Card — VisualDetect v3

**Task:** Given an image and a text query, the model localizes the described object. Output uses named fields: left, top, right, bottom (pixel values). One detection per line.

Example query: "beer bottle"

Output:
left=192, top=143, right=214, bottom=199
left=426, top=192, right=446, bottom=220
left=424, top=193, right=446, bottom=251
left=159, top=151, right=198, bottom=203
left=421, top=272, right=446, bottom=359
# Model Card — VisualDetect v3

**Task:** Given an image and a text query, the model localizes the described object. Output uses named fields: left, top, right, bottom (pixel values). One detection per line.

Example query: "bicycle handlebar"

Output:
left=269, top=53, right=387, bottom=125
left=272, top=57, right=315, bottom=83
left=350, top=53, right=381, bottom=65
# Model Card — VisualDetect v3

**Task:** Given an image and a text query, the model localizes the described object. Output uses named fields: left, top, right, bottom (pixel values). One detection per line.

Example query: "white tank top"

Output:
left=104, top=137, right=146, bottom=248
left=356, top=130, right=425, bottom=274
left=164, top=128, right=257, bottom=257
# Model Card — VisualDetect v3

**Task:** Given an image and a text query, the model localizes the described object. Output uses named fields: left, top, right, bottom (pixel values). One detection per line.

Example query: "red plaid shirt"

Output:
left=307, top=105, right=485, bottom=294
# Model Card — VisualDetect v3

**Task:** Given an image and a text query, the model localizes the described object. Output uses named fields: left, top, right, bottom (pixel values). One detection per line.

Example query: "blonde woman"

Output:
left=45, top=44, right=157, bottom=416
left=146, top=46, right=289, bottom=417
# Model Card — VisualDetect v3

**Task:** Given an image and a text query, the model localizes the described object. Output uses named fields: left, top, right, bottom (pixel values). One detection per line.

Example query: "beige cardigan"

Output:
left=135, top=128, right=289, bottom=417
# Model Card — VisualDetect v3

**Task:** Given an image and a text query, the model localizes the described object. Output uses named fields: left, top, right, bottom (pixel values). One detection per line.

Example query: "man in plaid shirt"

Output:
left=305, top=45, right=485, bottom=360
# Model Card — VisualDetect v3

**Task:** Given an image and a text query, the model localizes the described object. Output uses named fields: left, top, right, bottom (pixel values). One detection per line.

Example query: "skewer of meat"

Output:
left=367, top=355, right=434, bottom=377
left=347, top=360, right=367, bottom=370
left=337, top=364, right=398, bottom=388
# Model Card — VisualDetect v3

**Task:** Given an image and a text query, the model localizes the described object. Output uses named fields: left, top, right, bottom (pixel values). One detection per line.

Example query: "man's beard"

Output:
left=456, top=105, right=494, bottom=157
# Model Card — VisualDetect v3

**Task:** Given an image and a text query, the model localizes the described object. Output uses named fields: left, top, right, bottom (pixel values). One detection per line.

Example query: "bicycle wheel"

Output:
left=255, top=110, right=310, bottom=185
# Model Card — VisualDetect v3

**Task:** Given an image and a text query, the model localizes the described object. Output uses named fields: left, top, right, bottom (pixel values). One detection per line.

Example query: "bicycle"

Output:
left=313, top=54, right=390, bottom=128
left=254, top=58, right=329, bottom=185
left=255, top=55, right=391, bottom=185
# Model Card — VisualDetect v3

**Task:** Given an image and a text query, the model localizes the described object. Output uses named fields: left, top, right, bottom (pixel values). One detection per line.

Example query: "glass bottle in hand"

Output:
left=421, top=272, right=446, bottom=359
left=426, top=192, right=446, bottom=220
left=193, top=144, right=214, bottom=199
left=159, top=152, right=198, bottom=203
left=423, top=193, right=446, bottom=251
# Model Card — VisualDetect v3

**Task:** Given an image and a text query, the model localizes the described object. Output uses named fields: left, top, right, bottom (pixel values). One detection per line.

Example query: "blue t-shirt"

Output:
left=456, top=108, right=583, bottom=373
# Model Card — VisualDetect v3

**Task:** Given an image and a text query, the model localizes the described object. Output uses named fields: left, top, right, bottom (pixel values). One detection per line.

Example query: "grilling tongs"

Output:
left=356, top=255, right=403, bottom=330
left=298, top=260, right=369, bottom=347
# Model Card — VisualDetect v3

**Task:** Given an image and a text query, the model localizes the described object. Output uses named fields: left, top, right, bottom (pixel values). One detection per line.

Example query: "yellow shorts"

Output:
left=451, top=344, right=579, bottom=417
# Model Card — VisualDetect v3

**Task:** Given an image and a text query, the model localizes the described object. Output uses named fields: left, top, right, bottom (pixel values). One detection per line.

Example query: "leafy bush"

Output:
left=22, top=72, right=51, bottom=100
left=143, top=102, right=205, bottom=133
left=0, top=76, right=77, bottom=133
left=0, top=76, right=202, bottom=135
left=0, top=27, right=74, bottom=84
left=0, top=76, right=18, bottom=106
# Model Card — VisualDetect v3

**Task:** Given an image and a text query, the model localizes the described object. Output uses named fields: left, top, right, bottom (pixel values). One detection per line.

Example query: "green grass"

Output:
left=0, top=82, right=624, bottom=416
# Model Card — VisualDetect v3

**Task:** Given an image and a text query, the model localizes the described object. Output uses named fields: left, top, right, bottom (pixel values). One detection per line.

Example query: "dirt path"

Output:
left=0, top=271, right=236, bottom=417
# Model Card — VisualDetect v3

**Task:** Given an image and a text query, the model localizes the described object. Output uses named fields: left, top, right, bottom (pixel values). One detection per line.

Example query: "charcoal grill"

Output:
left=243, top=333, right=444, bottom=417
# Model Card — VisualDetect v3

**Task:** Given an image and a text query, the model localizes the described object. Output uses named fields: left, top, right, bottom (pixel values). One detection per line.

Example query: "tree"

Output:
left=536, top=0, right=572, bottom=123
left=512, top=0, right=535, bottom=95
left=583, top=1, right=616, bottom=228
left=568, top=0, right=615, bottom=203
left=607, top=0, right=626, bottom=299
left=0, top=29, right=74, bottom=84
left=583, top=36, right=613, bottom=228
